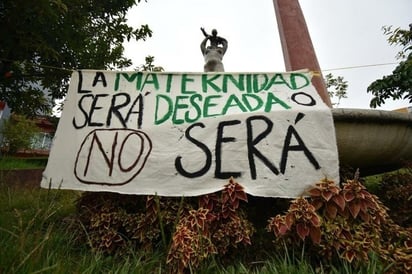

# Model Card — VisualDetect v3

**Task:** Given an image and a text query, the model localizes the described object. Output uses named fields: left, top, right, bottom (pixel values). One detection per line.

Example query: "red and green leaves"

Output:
left=309, top=178, right=345, bottom=219
left=167, top=177, right=253, bottom=273
left=267, top=197, right=322, bottom=244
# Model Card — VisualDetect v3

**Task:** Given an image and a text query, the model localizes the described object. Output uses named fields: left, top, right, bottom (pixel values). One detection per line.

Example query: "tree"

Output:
left=138, top=56, right=165, bottom=72
left=0, top=114, right=39, bottom=154
left=367, top=24, right=412, bottom=108
left=325, top=73, right=348, bottom=107
left=0, top=0, right=152, bottom=116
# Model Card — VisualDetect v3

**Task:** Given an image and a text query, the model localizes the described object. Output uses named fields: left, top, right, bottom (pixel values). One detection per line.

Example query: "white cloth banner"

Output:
left=41, top=70, right=339, bottom=197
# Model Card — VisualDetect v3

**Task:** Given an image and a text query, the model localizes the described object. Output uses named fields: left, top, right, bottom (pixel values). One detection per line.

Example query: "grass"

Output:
left=0, top=170, right=395, bottom=273
left=0, top=183, right=168, bottom=273
left=0, top=185, right=389, bottom=273
left=0, top=156, right=48, bottom=170
left=362, top=167, right=409, bottom=194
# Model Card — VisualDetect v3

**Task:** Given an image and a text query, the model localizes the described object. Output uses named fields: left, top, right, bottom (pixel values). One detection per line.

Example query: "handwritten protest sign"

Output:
left=41, top=70, right=339, bottom=197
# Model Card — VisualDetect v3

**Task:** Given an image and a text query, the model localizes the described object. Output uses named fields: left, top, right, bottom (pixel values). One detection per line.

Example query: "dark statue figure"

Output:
left=200, top=28, right=228, bottom=72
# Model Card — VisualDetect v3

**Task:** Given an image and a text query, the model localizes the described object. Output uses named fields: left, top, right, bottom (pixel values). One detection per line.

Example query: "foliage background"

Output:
left=0, top=0, right=152, bottom=116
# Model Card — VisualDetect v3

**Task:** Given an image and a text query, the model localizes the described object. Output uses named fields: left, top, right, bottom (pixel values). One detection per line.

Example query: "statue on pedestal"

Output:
left=200, top=28, right=228, bottom=72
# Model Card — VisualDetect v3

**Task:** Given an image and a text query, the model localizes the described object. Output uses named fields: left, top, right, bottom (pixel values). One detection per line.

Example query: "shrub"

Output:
left=373, top=164, right=412, bottom=227
left=76, top=192, right=188, bottom=255
left=267, top=174, right=412, bottom=273
left=76, top=178, right=254, bottom=273
left=1, top=114, right=39, bottom=154
left=76, top=175, right=411, bottom=273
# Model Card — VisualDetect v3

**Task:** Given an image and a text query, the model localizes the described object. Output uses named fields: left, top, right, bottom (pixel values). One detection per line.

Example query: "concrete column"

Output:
left=273, top=0, right=332, bottom=107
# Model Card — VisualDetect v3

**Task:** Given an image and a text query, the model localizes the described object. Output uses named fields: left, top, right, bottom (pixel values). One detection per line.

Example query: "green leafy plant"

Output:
left=138, top=56, right=164, bottom=72
left=373, top=164, right=412, bottom=227
left=367, top=25, right=412, bottom=107
left=1, top=114, right=39, bottom=154
left=0, top=0, right=153, bottom=116
left=325, top=73, right=348, bottom=107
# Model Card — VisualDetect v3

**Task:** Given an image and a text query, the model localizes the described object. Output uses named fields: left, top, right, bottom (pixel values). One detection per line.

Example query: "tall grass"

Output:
left=0, top=180, right=388, bottom=273
left=0, top=184, right=165, bottom=273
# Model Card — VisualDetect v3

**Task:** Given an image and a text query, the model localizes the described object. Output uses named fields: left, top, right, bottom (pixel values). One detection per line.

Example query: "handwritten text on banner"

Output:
left=41, top=70, right=339, bottom=197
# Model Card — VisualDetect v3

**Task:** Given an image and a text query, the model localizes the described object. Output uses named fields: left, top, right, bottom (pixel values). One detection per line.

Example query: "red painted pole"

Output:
left=273, top=0, right=332, bottom=107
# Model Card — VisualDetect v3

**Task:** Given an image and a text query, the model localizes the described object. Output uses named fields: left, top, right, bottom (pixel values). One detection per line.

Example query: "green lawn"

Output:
left=0, top=156, right=48, bottom=170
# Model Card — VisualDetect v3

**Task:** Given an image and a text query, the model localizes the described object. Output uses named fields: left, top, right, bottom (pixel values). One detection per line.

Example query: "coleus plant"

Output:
left=267, top=174, right=412, bottom=272
left=267, top=196, right=321, bottom=244
left=167, top=178, right=254, bottom=273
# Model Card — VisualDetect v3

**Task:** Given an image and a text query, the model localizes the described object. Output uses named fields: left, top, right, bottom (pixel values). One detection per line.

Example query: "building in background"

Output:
left=0, top=101, right=56, bottom=156
left=29, top=116, right=56, bottom=154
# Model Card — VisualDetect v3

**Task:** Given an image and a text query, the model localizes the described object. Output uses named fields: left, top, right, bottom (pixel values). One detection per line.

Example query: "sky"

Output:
left=123, top=0, right=412, bottom=110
